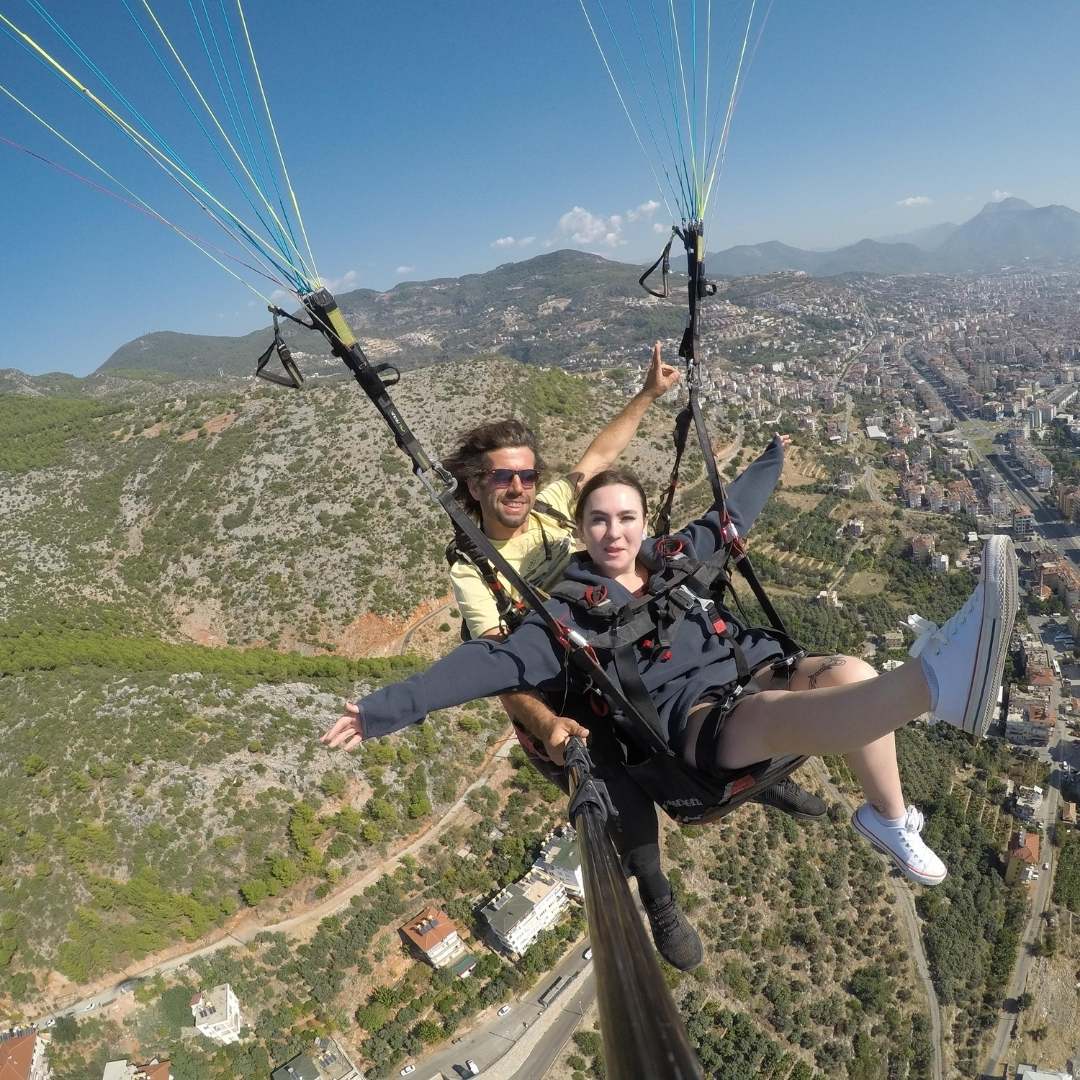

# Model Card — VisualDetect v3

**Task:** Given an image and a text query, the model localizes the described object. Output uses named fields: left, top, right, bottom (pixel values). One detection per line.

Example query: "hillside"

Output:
left=0, top=357, right=1047, bottom=1080
left=0, top=356, right=687, bottom=650
left=96, top=250, right=687, bottom=379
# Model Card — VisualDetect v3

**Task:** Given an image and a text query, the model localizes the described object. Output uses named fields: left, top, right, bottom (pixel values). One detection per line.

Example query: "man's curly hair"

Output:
left=442, top=419, right=546, bottom=516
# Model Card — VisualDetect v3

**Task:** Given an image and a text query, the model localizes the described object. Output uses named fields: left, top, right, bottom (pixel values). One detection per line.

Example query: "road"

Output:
left=978, top=618, right=1071, bottom=1078
left=984, top=452, right=1080, bottom=567
left=30, top=733, right=518, bottom=1029
left=905, top=349, right=1080, bottom=568
left=891, top=883, right=944, bottom=1080
left=807, top=761, right=944, bottom=1080
left=402, top=939, right=596, bottom=1080
left=862, top=463, right=884, bottom=505
left=398, top=600, right=454, bottom=654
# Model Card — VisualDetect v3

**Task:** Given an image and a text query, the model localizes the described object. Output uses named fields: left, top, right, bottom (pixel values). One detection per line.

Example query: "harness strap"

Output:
left=612, top=644, right=665, bottom=741
left=446, top=497, right=578, bottom=637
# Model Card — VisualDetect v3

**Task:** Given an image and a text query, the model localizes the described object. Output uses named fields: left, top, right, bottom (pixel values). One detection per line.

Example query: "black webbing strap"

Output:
left=447, top=527, right=524, bottom=635
left=565, top=738, right=619, bottom=826
left=255, top=310, right=304, bottom=388
left=653, top=406, right=691, bottom=539
left=289, top=286, right=670, bottom=756
left=648, top=222, right=791, bottom=640
left=433, top=488, right=670, bottom=755
left=446, top=498, right=580, bottom=636
left=639, top=234, right=674, bottom=299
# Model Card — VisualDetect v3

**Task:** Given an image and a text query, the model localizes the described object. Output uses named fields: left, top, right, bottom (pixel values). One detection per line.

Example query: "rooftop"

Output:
left=1009, top=830, right=1041, bottom=864
left=400, top=906, right=458, bottom=953
left=270, top=1037, right=359, bottom=1080
left=534, top=827, right=581, bottom=876
left=483, top=869, right=562, bottom=936
left=0, top=1035, right=36, bottom=1080
left=190, top=983, right=232, bottom=1025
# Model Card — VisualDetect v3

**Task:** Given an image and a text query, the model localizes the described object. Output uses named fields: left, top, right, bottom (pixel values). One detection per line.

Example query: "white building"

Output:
left=399, top=906, right=469, bottom=970
left=270, top=1037, right=364, bottom=1080
left=930, top=553, right=951, bottom=574
left=190, top=983, right=242, bottom=1045
left=482, top=869, right=569, bottom=956
left=532, top=826, right=584, bottom=898
left=1015, top=785, right=1045, bottom=822
left=1013, top=1066, right=1074, bottom=1079
left=1006, top=699, right=1054, bottom=748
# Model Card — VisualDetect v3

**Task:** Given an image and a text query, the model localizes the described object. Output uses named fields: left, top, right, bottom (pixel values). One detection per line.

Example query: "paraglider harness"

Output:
left=544, top=530, right=806, bottom=824
left=444, top=498, right=576, bottom=642
left=254, top=226, right=806, bottom=824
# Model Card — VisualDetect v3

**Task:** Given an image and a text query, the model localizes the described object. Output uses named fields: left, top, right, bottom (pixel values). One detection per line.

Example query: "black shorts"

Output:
left=682, top=648, right=836, bottom=772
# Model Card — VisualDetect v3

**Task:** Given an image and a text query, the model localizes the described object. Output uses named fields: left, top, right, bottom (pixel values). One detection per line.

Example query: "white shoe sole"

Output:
left=958, top=535, right=1018, bottom=738
left=851, top=810, right=947, bottom=886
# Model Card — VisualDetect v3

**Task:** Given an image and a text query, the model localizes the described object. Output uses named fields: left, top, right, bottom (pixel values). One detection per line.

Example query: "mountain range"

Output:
left=707, top=197, right=1080, bottom=275
left=5, top=197, right=1080, bottom=384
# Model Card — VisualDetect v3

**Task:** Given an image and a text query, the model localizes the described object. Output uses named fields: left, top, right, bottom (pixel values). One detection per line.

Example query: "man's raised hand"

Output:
left=322, top=701, right=364, bottom=751
left=642, top=341, right=680, bottom=400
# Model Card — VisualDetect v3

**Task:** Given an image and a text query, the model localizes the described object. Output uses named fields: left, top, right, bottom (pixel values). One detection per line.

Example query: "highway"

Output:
left=979, top=617, right=1075, bottom=1078
left=905, top=349, right=1080, bottom=567
left=400, top=938, right=595, bottom=1080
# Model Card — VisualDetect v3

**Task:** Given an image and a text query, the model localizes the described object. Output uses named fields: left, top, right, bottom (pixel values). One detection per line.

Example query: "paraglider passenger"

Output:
left=325, top=432, right=1017, bottom=969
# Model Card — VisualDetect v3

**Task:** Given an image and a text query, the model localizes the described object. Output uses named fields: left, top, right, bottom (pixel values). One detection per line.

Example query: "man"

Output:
left=441, top=343, right=823, bottom=969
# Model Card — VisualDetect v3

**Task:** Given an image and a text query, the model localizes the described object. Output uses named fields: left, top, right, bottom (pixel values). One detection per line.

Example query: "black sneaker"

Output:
left=643, top=894, right=703, bottom=971
left=754, top=778, right=826, bottom=820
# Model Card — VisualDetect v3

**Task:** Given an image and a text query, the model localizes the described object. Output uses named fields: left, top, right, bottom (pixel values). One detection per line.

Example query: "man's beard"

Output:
left=495, top=500, right=531, bottom=529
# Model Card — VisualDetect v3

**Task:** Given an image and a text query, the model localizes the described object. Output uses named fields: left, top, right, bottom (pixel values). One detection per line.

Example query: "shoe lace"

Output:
left=646, top=896, right=680, bottom=935
left=909, top=585, right=982, bottom=657
left=903, top=805, right=925, bottom=839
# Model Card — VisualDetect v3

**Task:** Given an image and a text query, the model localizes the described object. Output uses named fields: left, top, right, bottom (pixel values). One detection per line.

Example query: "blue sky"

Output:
left=2, top=0, right=1080, bottom=376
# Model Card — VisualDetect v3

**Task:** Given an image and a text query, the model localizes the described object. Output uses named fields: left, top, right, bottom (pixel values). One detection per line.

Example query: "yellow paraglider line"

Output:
left=0, top=81, right=291, bottom=303
left=135, top=0, right=316, bottom=286
left=234, top=0, right=320, bottom=288
left=0, top=7, right=310, bottom=289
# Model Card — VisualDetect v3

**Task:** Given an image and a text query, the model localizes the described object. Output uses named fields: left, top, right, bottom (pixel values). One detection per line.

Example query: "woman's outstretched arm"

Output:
left=324, top=614, right=567, bottom=745
left=675, top=434, right=788, bottom=558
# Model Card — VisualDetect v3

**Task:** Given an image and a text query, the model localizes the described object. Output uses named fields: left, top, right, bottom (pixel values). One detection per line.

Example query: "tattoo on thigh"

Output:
left=807, top=655, right=846, bottom=690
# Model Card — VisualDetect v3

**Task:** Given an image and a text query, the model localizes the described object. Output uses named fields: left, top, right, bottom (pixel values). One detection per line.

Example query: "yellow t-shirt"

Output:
left=449, top=477, right=580, bottom=638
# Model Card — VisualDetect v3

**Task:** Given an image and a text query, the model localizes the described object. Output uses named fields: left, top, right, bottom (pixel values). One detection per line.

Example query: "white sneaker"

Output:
left=908, top=535, right=1018, bottom=738
left=851, top=803, right=947, bottom=886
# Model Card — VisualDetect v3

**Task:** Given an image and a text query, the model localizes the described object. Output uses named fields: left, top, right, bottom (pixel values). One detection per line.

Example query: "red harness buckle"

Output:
left=712, top=616, right=727, bottom=635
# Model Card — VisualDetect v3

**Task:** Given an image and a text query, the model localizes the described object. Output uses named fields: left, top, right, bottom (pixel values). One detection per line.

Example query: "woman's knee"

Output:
left=796, top=654, right=875, bottom=689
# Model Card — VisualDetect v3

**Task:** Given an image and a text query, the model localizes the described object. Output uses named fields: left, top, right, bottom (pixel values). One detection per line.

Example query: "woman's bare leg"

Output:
left=716, top=654, right=931, bottom=770
left=778, top=655, right=906, bottom=819
left=843, top=736, right=905, bottom=819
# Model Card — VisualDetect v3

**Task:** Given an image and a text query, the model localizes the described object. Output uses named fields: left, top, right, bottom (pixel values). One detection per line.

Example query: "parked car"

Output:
left=1044, top=862, right=1051, bottom=870
left=399, top=1066, right=416, bottom=1077
left=583, top=947, right=593, bottom=961
left=465, top=1060, right=480, bottom=1076
left=497, top=1004, right=511, bottom=1017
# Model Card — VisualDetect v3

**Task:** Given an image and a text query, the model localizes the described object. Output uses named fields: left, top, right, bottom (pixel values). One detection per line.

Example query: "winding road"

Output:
left=808, top=759, right=945, bottom=1080
left=31, top=712, right=517, bottom=1027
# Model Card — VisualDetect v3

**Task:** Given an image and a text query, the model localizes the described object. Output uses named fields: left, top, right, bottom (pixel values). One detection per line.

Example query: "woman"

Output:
left=324, top=436, right=1017, bottom=955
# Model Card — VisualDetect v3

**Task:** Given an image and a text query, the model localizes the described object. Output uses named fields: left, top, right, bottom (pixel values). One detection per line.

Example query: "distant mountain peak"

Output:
left=979, top=196, right=1033, bottom=214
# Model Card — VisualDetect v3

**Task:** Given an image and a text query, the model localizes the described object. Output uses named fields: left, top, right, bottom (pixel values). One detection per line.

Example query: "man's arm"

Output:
left=569, top=342, right=679, bottom=489
left=483, top=628, right=588, bottom=765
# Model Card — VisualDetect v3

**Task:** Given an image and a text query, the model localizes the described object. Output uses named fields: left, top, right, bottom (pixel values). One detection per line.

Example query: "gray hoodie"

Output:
left=357, top=436, right=787, bottom=757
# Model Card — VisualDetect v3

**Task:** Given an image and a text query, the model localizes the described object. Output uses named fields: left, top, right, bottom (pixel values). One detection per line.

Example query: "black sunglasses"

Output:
left=484, top=468, right=540, bottom=489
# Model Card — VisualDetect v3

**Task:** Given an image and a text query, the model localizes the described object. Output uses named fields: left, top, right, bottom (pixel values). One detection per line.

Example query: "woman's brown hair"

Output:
left=574, top=468, right=648, bottom=524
